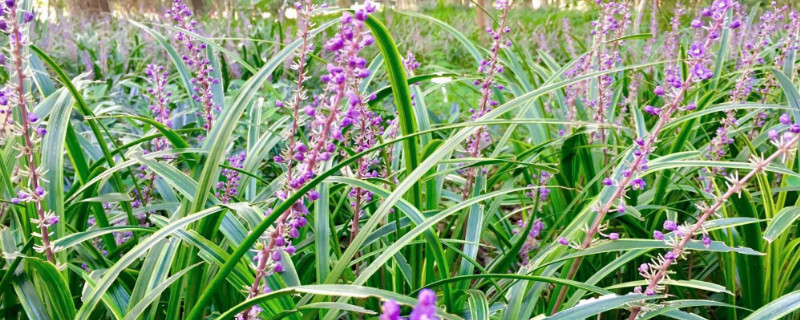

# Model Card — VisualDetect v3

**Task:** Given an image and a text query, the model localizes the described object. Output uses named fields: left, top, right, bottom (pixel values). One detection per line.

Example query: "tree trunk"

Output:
left=192, top=0, right=205, bottom=14
left=66, top=0, right=110, bottom=16
left=476, top=0, right=488, bottom=31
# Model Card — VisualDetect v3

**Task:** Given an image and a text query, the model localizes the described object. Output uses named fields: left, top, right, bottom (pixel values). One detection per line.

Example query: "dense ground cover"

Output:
left=1, top=0, right=800, bottom=319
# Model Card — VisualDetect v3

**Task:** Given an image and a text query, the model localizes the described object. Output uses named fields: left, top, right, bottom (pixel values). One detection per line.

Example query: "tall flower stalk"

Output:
left=707, top=3, right=779, bottom=164
left=628, top=122, right=800, bottom=319
left=462, top=0, right=510, bottom=199
left=240, top=1, right=317, bottom=316
left=589, top=1, right=630, bottom=161
left=133, top=64, right=174, bottom=225
left=550, top=0, right=736, bottom=313
left=239, top=2, right=379, bottom=318
left=333, top=1, right=380, bottom=244
left=217, top=151, right=245, bottom=204
left=2, top=1, right=56, bottom=263
left=166, top=0, right=220, bottom=138
left=759, top=9, right=799, bottom=104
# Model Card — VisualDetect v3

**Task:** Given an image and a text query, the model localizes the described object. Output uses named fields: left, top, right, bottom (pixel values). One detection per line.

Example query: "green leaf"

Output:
left=544, top=238, right=763, bottom=268
left=25, top=258, right=77, bottom=320
left=74, top=206, right=222, bottom=320
left=41, top=86, right=74, bottom=262
left=547, top=294, right=663, bottom=320
left=466, top=290, right=490, bottom=320
left=641, top=300, right=745, bottom=320
left=52, top=226, right=153, bottom=250
left=770, top=68, right=800, bottom=120
left=764, top=206, right=800, bottom=243
left=123, top=263, right=200, bottom=320
left=364, top=15, right=422, bottom=209
left=215, top=285, right=462, bottom=320
left=605, top=279, right=732, bottom=295
left=397, top=11, right=483, bottom=63
left=743, top=290, right=800, bottom=320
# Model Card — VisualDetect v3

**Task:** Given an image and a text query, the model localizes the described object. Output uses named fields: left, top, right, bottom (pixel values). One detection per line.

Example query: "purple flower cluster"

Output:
left=409, top=289, right=438, bottom=320
left=379, top=289, right=440, bottom=320
left=380, top=300, right=401, bottom=320
left=526, top=171, right=552, bottom=203
left=515, top=218, right=544, bottom=264
left=217, top=151, right=245, bottom=204
left=166, top=0, right=220, bottom=137
left=462, top=0, right=511, bottom=197
left=240, top=3, right=381, bottom=317
left=145, top=64, right=174, bottom=147
left=561, top=18, right=576, bottom=58
left=761, top=9, right=800, bottom=103
left=589, top=2, right=630, bottom=150
left=403, top=50, right=420, bottom=72
left=273, top=0, right=317, bottom=192
left=706, top=3, right=781, bottom=163
left=1, top=0, right=56, bottom=263
left=643, top=0, right=658, bottom=57
left=86, top=204, right=134, bottom=256
left=131, top=64, right=176, bottom=223
left=320, top=2, right=379, bottom=242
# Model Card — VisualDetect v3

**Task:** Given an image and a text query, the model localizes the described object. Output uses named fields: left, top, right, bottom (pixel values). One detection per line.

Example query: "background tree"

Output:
left=66, top=0, right=110, bottom=15
left=192, top=0, right=205, bottom=14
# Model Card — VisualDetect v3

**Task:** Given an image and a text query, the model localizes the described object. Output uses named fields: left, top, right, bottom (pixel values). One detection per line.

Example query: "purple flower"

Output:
left=702, top=235, right=712, bottom=248
left=608, top=233, right=619, bottom=240
left=410, top=289, right=439, bottom=320
left=643, top=105, right=660, bottom=116
left=631, top=178, right=646, bottom=190
left=517, top=218, right=546, bottom=263
left=602, top=177, right=614, bottom=186
left=663, top=220, right=678, bottom=231
left=217, top=151, right=246, bottom=204
left=558, top=237, right=569, bottom=246
left=768, top=129, right=779, bottom=140
left=665, top=251, right=676, bottom=260
left=688, top=42, right=706, bottom=58
left=653, top=230, right=664, bottom=240
left=379, top=300, right=401, bottom=320
left=692, top=63, right=713, bottom=79
left=780, top=113, right=792, bottom=125
left=166, top=0, right=220, bottom=135
left=653, top=86, right=665, bottom=96
left=403, top=50, right=420, bottom=72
